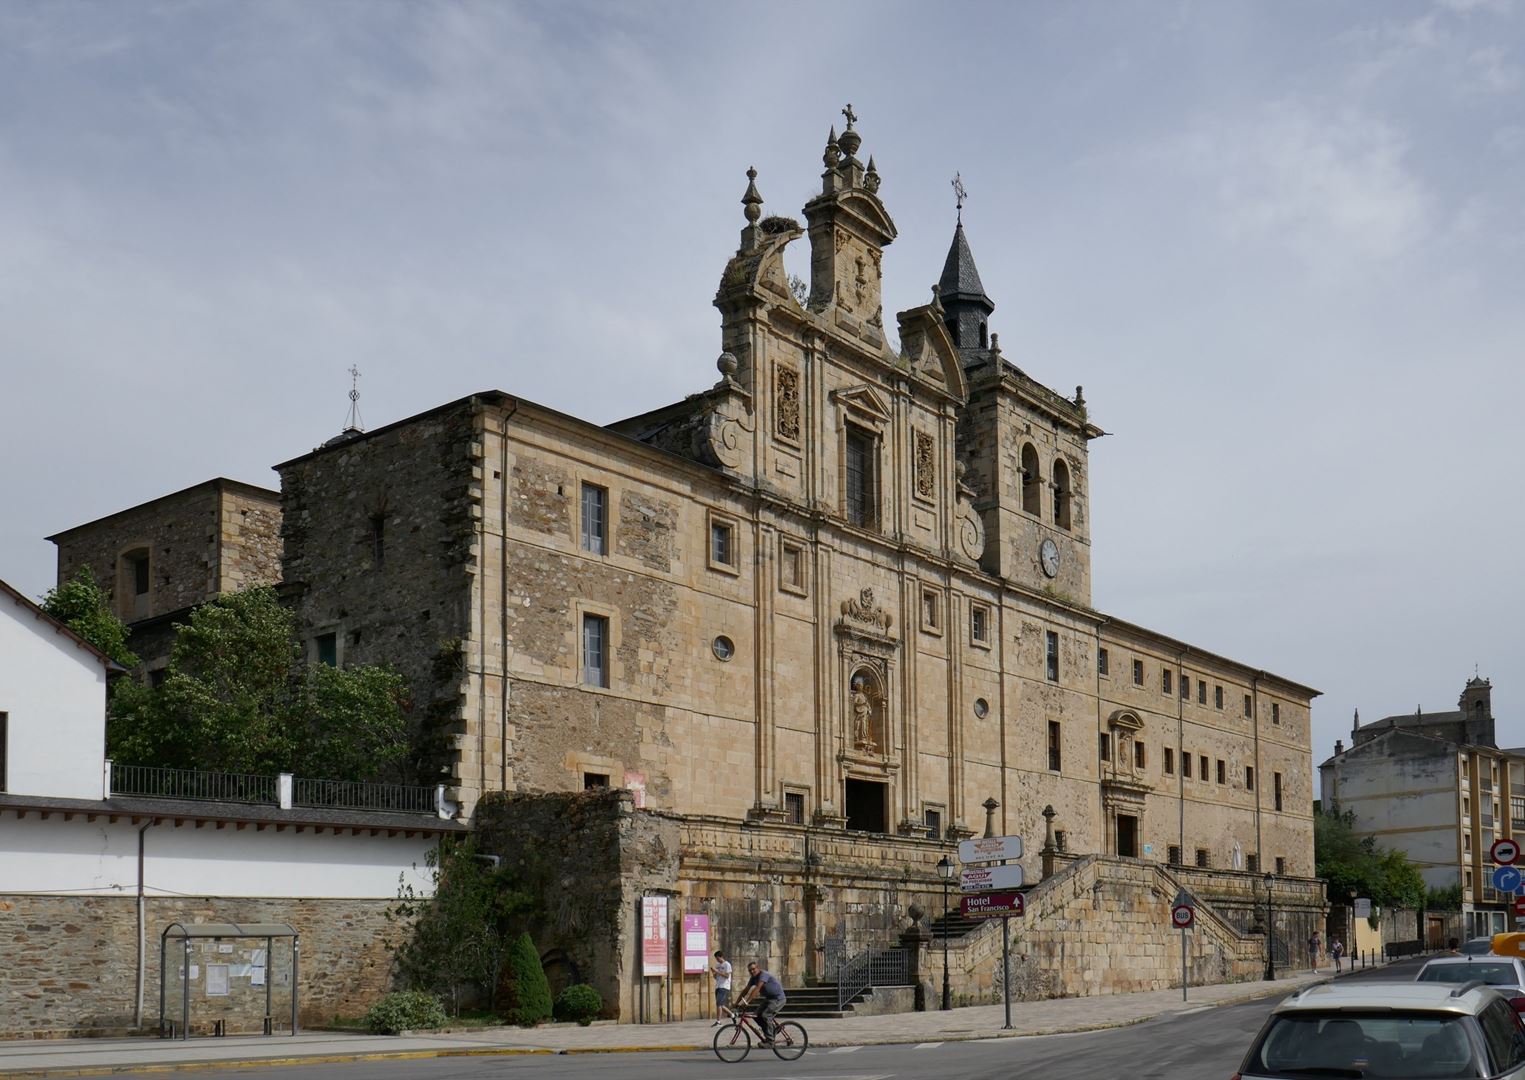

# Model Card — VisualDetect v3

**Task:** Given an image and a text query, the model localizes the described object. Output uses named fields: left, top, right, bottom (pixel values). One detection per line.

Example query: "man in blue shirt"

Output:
left=736, top=960, right=787, bottom=1041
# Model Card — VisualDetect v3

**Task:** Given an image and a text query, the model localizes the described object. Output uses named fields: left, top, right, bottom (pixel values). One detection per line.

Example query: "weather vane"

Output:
left=842, top=103, right=857, bottom=129
left=952, top=173, right=967, bottom=224
left=346, top=365, right=364, bottom=432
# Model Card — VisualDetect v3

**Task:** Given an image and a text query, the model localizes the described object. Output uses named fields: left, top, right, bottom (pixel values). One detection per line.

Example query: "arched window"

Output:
left=1053, top=459, right=1072, bottom=531
left=1020, top=444, right=1041, bottom=516
left=979, top=320, right=988, bottom=349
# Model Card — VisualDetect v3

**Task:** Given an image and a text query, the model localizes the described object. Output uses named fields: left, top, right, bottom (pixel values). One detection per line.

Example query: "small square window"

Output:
left=921, top=589, right=942, bottom=634
left=1046, top=631, right=1060, bottom=682
left=785, top=791, right=806, bottom=825
left=1163, top=747, right=1174, bottom=775
left=1216, top=759, right=1226, bottom=785
left=1162, top=669, right=1173, bottom=695
left=583, top=772, right=609, bottom=789
left=1132, top=658, right=1144, bottom=686
left=708, top=512, right=739, bottom=574
left=970, top=603, right=990, bottom=646
left=1167, top=844, right=1182, bottom=866
left=1098, top=647, right=1109, bottom=676
left=1195, top=848, right=1210, bottom=869
left=1214, top=685, right=1224, bottom=710
left=580, top=484, right=607, bottom=554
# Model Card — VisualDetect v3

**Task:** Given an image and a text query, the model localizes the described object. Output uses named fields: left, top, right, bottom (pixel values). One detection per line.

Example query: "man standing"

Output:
left=1308, top=930, right=1322, bottom=972
left=735, top=960, right=787, bottom=1042
left=710, top=950, right=732, bottom=1026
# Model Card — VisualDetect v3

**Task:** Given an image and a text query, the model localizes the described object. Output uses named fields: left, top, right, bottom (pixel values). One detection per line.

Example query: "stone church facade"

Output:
left=278, top=115, right=1317, bottom=873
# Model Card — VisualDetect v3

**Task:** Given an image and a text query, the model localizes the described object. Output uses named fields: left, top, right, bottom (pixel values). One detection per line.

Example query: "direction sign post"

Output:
left=961, top=891, right=1025, bottom=919
left=1493, top=838, right=1520, bottom=866
left=1493, top=866, right=1522, bottom=896
left=959, top=835, right=1024, bottom=864
left=960, top=863, right=1025, bottom=893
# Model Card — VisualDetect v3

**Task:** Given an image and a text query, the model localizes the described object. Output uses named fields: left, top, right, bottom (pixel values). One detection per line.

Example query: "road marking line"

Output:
left=915, top=1041, right=944, bottom=1048
left=831, top=1045, right=863, bottom=1053
left=1178, top=1005, right=1214, bottom=1016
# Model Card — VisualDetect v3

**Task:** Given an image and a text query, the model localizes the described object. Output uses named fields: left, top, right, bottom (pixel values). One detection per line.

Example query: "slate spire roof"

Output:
left=938, top=221, right=993, bottom=310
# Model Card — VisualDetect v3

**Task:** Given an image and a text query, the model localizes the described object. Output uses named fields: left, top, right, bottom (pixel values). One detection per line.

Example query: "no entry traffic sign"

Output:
left=1494, top=838, right=1520, bottom=865
left=1171, top=903, right=1195, bottom=929
left=1515, top=896, right=1525, bottom=918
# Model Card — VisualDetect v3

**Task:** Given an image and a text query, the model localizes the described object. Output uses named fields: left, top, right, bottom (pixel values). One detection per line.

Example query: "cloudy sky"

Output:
left=3, top=1, right=1521, bottom=772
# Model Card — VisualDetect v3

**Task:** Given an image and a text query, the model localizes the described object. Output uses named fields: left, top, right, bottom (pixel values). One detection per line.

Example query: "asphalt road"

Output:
left=136, top=958, right=1435, bottom=1080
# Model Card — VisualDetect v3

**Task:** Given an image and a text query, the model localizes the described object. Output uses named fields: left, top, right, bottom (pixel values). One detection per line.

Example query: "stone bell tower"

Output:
left=803, top=105, right=897, bottom=335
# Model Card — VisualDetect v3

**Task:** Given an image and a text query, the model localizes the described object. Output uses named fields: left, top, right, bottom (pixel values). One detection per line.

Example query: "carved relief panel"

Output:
left=775, top=365, right=801, bottom=444
left=913, top=430, right=935, bottom=501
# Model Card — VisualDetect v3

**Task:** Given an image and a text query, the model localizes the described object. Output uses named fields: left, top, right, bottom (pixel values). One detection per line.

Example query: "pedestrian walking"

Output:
left=1308, top=930, right=1322, bottom=972
left=710, top=950, right=733, bottom=1025
left=1331, top=936, right=1344, bottom=972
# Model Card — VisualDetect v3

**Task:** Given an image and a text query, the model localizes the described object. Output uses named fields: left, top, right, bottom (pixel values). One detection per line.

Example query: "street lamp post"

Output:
left=1348, top=887, right=1358, bottom=963
left=1263, top=872, right=1276, bottom=981
left=936, top=855, right=954, bottom=1011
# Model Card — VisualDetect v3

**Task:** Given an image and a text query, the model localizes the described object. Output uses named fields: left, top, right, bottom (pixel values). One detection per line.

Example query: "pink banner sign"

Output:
left=641, top=896, right=669, bottom=977
left=682, top=914, right=710, bottom=974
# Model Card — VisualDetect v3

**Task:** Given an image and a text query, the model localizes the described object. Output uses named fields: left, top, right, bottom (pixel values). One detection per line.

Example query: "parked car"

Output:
left=1459, top=936, right=1499, bottom=956
left=1418, top=954, right=1525, bottom=1008
left=1234, top=981, right=1525, bottom=1079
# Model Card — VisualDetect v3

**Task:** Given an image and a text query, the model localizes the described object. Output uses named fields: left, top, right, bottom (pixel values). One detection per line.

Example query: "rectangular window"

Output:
left=1216, top=759, right=1226, bottom=785
left=1133, top=658, right=1144, bottom=686
left=1134, top=741, right=1146, bottom=769
left=844, top=426, right=877, bottom=528
left=710, top=519, right=736, bottom=570
left=780, top=540, right=806, bottom=594
left=1055, top=830, right=1068, bottom=853
left=1195, top=848, right=1210, bottom=869
left=132, top=553, right=150, bottom=596
left=785, top=791, right=806, bottom=825
left=1164, top=747, right=1174, bottom=775
left=1197, top=680, right=1206, bottom=705
left=1246, top=853, right=1259, bottom=874
left=1046, top=631, right=1059, bottom=682
left=921, top=589, right=941, bottom=633
left=582, top=613, right=609, bottom=687
left=1180, top=673, right=1190, bottom=700
left=580, top=483, right=607, bottom=554
left=1199, top=754, right=1209, bottom=781
left=370, top=514, right=386, bottom=567
left=1246, top=765, right=1255, bottom=792
left=1272, top=703, right=1281, bottom=725
left=1183, top=753, right=1192, bottom=779
left=1273, top=771, right=1284, bottom=812
left=1099, top=733, right=1112, bottom=763
left=1214, top=685, right=1224, bottom=710
left=1162, top=669, right=1172, bottom=695
left=1167, top=844, right=1182, bottom=866
left=1244, top=693, right=1253, bottom=717
left=583, top=772, right=609, bottom=789
left=1047, top=721, right=1061, bottom=771
left=1275, top=856, right=1286, bottom=876
left=970, top=604, right=989, bottom=645
left=1098, top=647, right=1109, bottom=676
left=924, top=807, right=942, bottom=839
left=315, top=632, right=337, bottom=667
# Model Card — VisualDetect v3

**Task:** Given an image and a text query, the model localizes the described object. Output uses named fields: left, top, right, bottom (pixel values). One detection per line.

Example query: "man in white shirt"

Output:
left=710, top=950, right=733, bottom=1025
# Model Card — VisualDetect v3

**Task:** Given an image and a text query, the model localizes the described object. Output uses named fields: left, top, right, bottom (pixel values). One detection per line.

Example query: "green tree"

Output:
left=40, top=568, right=137, bottom=668
left=392, top=838, right=529, bottom=1015
left=499, top=931, right=553, bottom=1026
left=1315, top=805, right=1428, bottom=913
left=107, top=586, right=410, bottom=781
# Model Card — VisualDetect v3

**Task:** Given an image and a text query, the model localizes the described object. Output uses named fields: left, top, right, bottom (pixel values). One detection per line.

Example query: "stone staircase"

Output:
left=926, top=906, right=983, bottom=943
left=777, top=981, right=910, bottom=1019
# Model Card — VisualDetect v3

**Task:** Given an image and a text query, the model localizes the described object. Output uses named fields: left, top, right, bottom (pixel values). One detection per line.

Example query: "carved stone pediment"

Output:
left=1108, top=709, right=1145, bottom=734
left=830, top=384, right=892, bottom=427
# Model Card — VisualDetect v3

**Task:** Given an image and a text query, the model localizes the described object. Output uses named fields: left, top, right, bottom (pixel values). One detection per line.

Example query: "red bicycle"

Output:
left=711, top=1005, right=807, bottom=1062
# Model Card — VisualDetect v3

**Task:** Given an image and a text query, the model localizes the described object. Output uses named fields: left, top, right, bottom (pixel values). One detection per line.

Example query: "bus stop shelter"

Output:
left=159, top=922, right=299, bottom=1039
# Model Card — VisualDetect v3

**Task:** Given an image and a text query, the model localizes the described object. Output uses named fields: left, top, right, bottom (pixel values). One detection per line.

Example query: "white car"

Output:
left=1418, top=955, right=1525, bottom=1004
left=1235, top=981, right=1525, bottom=1079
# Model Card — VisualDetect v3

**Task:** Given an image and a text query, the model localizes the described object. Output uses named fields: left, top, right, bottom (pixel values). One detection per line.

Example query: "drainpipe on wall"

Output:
left=499, top=405, right=515, bottom=797
left=134, top=819, right=155, bottom=1029
left=1176, top=648, right=1186, bottom=863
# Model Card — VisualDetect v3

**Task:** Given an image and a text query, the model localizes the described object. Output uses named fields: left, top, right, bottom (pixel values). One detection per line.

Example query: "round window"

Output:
left=712, top=636, right=735, bottom=661
left=973, top=698, right=989, bottom=718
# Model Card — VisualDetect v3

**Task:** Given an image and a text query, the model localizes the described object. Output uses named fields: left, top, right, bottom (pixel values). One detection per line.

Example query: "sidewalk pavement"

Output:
left=0, top=965, right=1376, bottom=1079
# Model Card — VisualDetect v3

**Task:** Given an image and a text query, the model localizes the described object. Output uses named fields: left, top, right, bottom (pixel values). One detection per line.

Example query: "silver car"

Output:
left=1418, top=955, right=1525, bottom=1003
left=1236, top=981, right=1525, bottom=1079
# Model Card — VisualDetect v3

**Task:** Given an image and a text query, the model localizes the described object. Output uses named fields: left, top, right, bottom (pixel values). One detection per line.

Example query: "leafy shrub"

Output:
left=499, top=932, right=553, bottom=1026
left=364, top=991, right=447, bottom=1034
left=553, top=984, right=603, bottom=1025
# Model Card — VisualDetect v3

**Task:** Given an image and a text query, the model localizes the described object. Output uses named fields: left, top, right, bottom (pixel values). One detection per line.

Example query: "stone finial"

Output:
left=864, top=155, right=880, bottom=194
left=981, top=796, right=999, bottom=839
left=823, top=125, right=841, bottom=169
left=717, top=351, right=739, bottom=379
left=929, top=283, right=943, bottom=315
left=955, top=459, right=967, bottom=482
left=989, top=332, right=1001, bottom=359
left=742, top=167, right=763, bottom=224
left=1074, top=384, right=1085, bottom=408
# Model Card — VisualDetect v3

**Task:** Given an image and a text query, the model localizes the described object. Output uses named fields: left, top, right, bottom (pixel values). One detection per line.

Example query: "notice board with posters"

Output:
left=641, top=896, right=670, bottom=977
left=682, top=914, right=710, bottom=974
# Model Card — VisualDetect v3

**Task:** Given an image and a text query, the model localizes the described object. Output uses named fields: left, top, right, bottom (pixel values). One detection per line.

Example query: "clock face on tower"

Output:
left=1039, top=538, right=1060, bottom=578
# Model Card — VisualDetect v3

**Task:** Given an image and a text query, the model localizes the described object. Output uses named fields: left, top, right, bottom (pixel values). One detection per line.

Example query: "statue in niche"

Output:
left=850, top=670, right=882, bottom=752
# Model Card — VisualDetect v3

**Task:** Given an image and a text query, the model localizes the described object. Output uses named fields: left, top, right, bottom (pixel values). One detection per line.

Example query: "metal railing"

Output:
left=111, top=764, right=276, bottom=804
left=835, top=946, right=911, bottom=1012
left=292, top=777, right=435, bottom=814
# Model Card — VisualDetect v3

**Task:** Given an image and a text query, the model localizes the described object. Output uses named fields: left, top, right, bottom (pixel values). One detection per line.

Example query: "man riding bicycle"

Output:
left=734, top=960, right=787, bottom=1042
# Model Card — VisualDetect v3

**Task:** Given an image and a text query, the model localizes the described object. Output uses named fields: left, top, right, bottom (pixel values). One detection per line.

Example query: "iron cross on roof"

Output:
left=841, top=103, right=857, bottom=128
left=952, top=173, right=968, bottom=224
